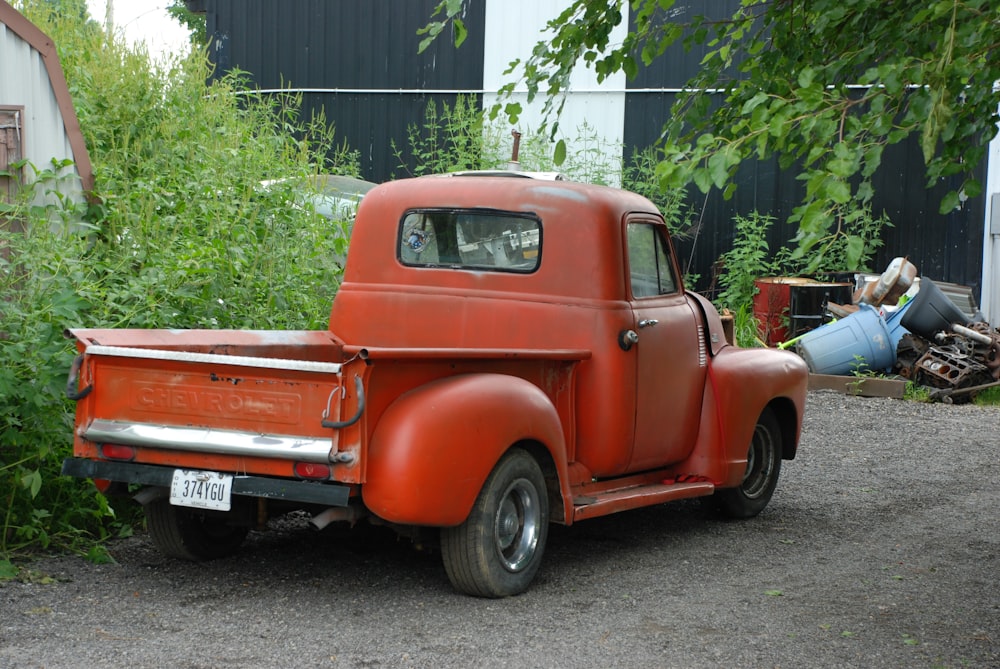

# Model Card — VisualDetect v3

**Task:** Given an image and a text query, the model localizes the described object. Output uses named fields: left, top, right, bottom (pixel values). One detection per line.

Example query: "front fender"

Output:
left=678, top=346, right=808, bottom=486
left=362, top=374, right=567, bottom=526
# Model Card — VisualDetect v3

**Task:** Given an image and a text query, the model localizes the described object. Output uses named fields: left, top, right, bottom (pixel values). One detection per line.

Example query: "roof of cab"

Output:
left=343, top=174, right=665, bottom=302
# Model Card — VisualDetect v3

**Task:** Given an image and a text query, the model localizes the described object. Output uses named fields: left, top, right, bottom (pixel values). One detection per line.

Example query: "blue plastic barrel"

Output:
left=796, top=304, right=896, bottom=374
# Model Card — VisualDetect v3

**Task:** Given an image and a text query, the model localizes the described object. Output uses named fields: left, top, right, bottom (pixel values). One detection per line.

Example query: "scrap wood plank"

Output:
left=808, top=373, right=907, bottom=399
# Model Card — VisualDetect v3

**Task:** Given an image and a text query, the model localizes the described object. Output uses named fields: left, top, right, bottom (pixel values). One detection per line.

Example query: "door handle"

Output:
left=638, top=319, right=658, bottom=328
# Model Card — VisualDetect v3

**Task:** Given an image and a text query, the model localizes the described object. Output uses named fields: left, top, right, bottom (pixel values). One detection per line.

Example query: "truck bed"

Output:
left=65, top=328, right=366, bottom=484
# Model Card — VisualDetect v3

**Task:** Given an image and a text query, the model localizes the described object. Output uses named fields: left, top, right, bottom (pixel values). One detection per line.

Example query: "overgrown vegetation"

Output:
left=714, top=206, right=889, bottom=347
left=392, top=95, right=691, bottom=235
left=716, top=208, right=888, bottom=314
left=1, top=3, right=356, bottom=565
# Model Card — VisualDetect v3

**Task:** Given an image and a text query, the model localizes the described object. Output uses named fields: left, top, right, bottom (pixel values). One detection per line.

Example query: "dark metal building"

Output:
left=197, top=0, right=987, bottom=298
left=205, top=0, right=486, bottom=185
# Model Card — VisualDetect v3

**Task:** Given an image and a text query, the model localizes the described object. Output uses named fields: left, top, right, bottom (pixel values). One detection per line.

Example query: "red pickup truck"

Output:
left=63, top=173, right=808, bottom=597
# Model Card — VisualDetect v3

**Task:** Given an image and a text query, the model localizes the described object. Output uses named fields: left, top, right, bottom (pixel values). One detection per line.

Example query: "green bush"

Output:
left=716, top=207, right=889, bottom=313
left=2, top=3, right=356, bottom=560
left=1, top=165, right=114, bottom=555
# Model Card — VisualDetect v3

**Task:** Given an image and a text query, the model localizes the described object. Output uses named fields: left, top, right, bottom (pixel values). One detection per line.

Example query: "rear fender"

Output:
left=362, top=374, right=568, bottom=526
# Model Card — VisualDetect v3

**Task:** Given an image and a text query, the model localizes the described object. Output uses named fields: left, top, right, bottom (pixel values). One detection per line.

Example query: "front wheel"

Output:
left=145, top=497, right=249, bottom=561
left=440, top=448, right=549, bottom=598
left=714, top=407, right=783, bottom=519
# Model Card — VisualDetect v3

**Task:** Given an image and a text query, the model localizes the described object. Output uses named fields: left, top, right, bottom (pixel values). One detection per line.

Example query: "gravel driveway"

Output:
left=1, top=391, right=998, bottom=668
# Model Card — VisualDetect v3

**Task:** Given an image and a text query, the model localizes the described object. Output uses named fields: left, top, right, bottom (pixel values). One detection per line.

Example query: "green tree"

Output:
left=167, top=0, right=207, bottom=46
left=424, top=0, right=1000, bottom=268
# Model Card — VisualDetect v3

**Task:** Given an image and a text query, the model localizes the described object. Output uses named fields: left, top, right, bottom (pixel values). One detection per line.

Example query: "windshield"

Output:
left=399, top=210, right=541, bottom=272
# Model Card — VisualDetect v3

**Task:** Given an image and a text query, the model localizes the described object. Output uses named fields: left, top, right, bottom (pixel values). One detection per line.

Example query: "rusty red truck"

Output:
left=62, top=173, right=809, bottom=597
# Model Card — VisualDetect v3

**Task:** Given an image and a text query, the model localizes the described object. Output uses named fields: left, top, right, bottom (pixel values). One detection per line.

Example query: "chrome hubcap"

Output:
left=742, top=422, right=776, bottom=499
left=494, top=477, right=540, bottom=572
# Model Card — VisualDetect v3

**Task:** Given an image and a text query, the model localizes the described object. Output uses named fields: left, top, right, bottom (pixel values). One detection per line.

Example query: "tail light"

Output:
left=100, top=444, right=136, bottom=461
left=294, top=462, right=331, bottom=480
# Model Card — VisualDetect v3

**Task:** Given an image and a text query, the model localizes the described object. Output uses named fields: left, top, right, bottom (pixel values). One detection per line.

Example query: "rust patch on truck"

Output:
left=209, top=373, right=243, bottom=385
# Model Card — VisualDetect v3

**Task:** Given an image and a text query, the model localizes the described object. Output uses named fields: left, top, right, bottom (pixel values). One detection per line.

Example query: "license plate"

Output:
left=170, top=469, right=233, bottom=511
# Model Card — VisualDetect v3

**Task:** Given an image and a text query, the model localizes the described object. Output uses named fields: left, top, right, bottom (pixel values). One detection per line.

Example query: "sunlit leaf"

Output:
left=453, top=19, right=467, bottom=49
left=553, top=139, right=567, bottom=166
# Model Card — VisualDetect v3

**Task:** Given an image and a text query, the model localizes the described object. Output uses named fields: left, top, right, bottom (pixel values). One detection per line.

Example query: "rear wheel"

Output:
left=441, top=448, right=549, bottom=598
left=714, top=407, right=782, bottom=519
left=145, top=497, right=249, bottom=561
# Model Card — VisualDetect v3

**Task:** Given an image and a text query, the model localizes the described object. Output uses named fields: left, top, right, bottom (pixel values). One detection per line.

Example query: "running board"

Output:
left=571, top=481, right=715, bottom=522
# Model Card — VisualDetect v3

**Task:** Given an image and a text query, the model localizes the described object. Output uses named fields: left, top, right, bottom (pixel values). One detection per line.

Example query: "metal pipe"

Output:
left=309, top=505, right=364, bottom=531
left=951, top=323, right=994, bottom=346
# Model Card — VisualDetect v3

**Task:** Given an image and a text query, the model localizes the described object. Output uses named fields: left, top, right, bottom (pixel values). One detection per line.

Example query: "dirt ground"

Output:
left=1, top=391, right=998, bottom=668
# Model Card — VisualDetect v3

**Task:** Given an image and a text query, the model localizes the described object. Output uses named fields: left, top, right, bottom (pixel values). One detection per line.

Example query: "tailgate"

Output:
left=65, top=329, right=367, bottom=483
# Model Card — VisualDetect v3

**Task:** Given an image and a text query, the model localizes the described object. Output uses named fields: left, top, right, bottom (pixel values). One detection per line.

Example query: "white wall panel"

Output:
left=980, top=119, right=1000, bottom=324
left=483, top=0, right=626, bottom=180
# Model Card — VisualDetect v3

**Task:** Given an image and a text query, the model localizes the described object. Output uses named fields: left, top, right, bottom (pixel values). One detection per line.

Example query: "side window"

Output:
left=1, top=108, right=25, bottom=265
left=399, top=210, right=541, bottom=272
left=627, top=222, right=678, bottom=298
left=1, top=108, right=24, bottom=204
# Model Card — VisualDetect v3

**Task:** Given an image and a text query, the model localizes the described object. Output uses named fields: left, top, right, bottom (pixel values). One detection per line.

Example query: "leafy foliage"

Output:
left=623, top=146, right=689, bottom=236
left=717, top=207, right=888, bottom=312
left=392, top=96, right=487, bottom=177
left=2, top=3, right=356, bottom=557
left=716, top=212, right=776, bottom=311
left=166, top=0, right=207, bottom=46
left=392, top=95, right=691, bottom=233
left=424, top=0, right=1000, bottom=267
left=1, top=167, right=120, bottom=554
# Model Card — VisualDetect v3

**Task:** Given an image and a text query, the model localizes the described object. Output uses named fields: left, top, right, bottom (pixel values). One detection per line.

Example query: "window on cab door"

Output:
left=626, top=222, right=678, bottom=298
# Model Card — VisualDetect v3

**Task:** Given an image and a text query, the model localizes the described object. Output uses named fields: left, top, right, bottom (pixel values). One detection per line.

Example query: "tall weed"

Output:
left=2, top=3, right=357, bottom=559
left=393, top=96, right=692, bottom=234
left=1, top=170, right=114, bottom=554
left=716, top=208, right=889, bottom=312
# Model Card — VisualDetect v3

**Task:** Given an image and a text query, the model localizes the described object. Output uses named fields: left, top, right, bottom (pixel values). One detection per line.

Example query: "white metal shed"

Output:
left=0, top=1, right=93, bottom=210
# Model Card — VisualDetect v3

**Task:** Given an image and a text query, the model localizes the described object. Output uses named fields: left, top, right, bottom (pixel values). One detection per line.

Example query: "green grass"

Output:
left=973, top=385, right=1000, bottom=406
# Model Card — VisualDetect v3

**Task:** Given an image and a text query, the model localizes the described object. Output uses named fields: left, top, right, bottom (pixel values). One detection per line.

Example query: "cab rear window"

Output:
left=399, top=210, right=541, bottom=272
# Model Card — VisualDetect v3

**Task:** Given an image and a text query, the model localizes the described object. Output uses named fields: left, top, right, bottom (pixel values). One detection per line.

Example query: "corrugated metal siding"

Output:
left=206, top=0, right=485, bottom=182
left=0, top=22, right=83, bottom=203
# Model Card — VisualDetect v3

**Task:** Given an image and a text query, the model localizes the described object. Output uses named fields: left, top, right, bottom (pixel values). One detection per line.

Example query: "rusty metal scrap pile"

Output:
left=893, top=301, right=1000, bottom=402
left=791, top=257, right=1000, bottom=403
